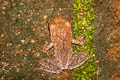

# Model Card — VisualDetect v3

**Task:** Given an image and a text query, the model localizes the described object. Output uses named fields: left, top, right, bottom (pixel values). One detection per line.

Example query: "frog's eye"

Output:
left=65, top=21, right=71, bottom=27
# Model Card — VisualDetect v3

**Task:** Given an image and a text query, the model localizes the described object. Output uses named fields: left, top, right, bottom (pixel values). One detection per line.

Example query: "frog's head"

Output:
left=49, top=16, right=71, bottom=28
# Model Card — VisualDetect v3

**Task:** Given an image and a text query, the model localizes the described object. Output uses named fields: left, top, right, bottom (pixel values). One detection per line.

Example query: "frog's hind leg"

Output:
left=37, top=58, right=62, bottom=73
left=68, top=52, right=88, bottom=70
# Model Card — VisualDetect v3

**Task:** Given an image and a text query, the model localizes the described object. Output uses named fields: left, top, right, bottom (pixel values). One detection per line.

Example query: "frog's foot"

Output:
left=42, top=42, right=54, bottom=53
left=72, top=35, right=86, bottom=45
left=68, top=52, right=88, bottom=70
left=37, top=58, right=62, bottom=73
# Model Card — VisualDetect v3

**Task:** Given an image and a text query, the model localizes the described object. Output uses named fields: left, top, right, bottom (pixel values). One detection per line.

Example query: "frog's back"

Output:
left=49, top=16, right=73, bottom=68
left=49, top=16, right=72, bottom=45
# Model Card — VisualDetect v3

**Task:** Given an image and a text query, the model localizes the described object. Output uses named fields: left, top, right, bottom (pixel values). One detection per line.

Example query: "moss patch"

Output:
left=72, top=0, right=98, bottom=80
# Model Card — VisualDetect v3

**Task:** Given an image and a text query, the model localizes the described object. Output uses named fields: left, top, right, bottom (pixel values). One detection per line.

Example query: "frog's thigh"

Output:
left=68, top=52, right=88, bottom=70
left=38, top=58, right=62, bottom=73
left=72, top=38, right=86, bottom=45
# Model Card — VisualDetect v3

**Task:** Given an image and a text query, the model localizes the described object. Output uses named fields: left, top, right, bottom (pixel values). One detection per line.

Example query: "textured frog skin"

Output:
left=38, top=16, right=88, bottom=73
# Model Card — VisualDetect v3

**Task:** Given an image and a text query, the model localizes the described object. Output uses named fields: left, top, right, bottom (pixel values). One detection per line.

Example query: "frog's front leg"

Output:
left=42, top=42, right=54, bottom=53
left=72, top=35, right=86, bottom=45
left=37, top=58, right=62, bottom=73
left=68, top=52, right=88, bottom=70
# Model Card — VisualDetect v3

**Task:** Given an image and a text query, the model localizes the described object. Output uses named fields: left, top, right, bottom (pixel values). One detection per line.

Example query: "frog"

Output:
left=38, top=16, right=88, bottom=73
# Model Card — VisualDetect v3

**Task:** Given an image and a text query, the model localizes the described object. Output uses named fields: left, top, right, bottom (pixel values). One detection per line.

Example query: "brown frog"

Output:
left=38, top=16, right=88, bottom=73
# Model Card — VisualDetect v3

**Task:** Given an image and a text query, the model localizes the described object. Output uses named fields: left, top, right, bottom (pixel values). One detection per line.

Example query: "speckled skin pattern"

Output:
left=38, top=16, right=88, bottom=73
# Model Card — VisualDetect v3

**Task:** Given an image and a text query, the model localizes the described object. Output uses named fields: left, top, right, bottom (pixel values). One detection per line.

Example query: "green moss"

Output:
left=72, top=0, right=98, bottom=80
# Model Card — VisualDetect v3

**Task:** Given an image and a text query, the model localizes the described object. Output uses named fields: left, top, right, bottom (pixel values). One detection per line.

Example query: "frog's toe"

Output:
left=38, top=58, right=62, bottom=73
left=68, top=52, right=88, bottom=70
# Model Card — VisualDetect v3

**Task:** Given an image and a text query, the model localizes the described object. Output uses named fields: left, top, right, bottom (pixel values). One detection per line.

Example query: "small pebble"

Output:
left=21, top=40, right=25, bottom=43
left=31, top=39, right=35, bottom=43
left=43, top=15, right=47, bottom=19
